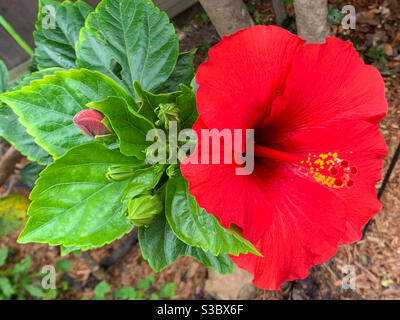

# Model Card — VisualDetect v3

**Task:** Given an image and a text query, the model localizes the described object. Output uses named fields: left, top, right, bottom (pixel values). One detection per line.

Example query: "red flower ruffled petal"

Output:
left=196, top=25, right=305, bottom=151
left=259, top=37, right=387, bottom=148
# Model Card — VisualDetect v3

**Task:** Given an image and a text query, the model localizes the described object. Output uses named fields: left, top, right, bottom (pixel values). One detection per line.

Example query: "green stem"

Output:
left=0, top=15, right=34, bottom=57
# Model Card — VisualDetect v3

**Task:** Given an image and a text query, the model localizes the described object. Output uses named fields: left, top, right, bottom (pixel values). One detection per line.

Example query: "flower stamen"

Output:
left=254, top=145, right=357, bottom=189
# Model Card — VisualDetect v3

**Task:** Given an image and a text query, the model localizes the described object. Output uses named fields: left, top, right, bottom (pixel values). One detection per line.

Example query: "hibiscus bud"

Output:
left=73, top=109, right=111, bottom=137
left=106, top=165, right=134, bottom=182
left=166, top=164, right=180, bottom=178
left=128, top=194, right=163, bottom=227
left=155, top=103, right=180, bottom=129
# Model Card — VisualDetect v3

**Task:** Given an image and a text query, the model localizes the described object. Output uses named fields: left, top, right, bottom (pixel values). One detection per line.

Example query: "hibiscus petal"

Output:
left=196, top=25, right=305, bottom=137
left=181, top=119, right=276, bottom=238
left=231, top=174, right=347, bottom=290
left=259, top=37, right=387, bottom=145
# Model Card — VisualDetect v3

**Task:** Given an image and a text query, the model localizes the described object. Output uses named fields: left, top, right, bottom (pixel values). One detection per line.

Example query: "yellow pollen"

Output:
left=297, top=152, right=356, bottom=189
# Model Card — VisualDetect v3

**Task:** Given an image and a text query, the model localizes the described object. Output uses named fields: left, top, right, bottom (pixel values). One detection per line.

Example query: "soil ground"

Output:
left=0, top=0, right=399, bottom=300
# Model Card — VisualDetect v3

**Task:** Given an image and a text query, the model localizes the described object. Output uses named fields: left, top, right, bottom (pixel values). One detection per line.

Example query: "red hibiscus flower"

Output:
left=180, top=25, right=387, bottom=290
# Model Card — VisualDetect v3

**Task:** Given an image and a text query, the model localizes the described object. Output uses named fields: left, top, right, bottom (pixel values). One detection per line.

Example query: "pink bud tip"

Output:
left=73, top=109, right=110, bottom=137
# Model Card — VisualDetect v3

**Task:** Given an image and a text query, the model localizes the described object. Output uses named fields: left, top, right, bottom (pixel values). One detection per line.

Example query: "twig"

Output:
left=271, top=0, right=287, bottom=26
left=100, top=230, right=138, bottom=269
left=4, top=174, right=18, bottom=196
left=0, top=146, right=23, bottom=187
left=362, top=140, right=400, bottom=238
left=81, top=251, right=107, bottom=282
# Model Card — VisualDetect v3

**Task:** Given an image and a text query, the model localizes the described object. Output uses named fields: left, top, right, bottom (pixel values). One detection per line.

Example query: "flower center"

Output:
left=254, top=145, right=357, bottom=189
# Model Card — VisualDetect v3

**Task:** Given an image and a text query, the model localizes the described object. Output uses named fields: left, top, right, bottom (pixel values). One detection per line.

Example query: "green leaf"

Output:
left=176, top=84, right=198, bottom=129
left=150, top=293, right=159, bottom=300
left=18, top=143, right=144, bottom=247
left=122, top=164, right=166, bottom=203
left=328, top=8, right=343, bottom=25
left=160, top=283, right=176, bottom=299
left=165, top=176, right=261, bottom=257
left=0, top=68, right=64, bottom=165
left=34, top=0, right=93, bottom=69
left=139, top=213, right=234, bottom=274
left=55, top=260, right=71, bottom=272
left=137, top=278, right=151, bottom=291
left=0, top=194, right=29, bottom=238
left=0, top=246, right=10, bottom=267
left=88, top=96, right=154, bottom=159
left=13, top=256, right=31, bottom=274
left=76, top=0, right=179, bottom=97
left=0, top=69, right=133, bottom=158
left=0, top=59, right=8, bottom=93
left=158, top=50, right=196, bottom=93
left=0, top=278, right=15, bottom=298
left=114, top=286, right=137, bottom=300
left=24, top=284, right=45, bottom=298
left=191, top=77, right=198, bottom=94
left=21, top=162, right=46, bottom=188
left=94, top=282, right=110, bottom=300
left=0, top=106, right=52, bottom=165
left=60, top=245, right=82, bottom=256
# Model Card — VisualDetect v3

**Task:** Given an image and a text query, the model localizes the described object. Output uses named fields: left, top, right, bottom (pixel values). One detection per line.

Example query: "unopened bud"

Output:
left=73, top=109, right=111, bottom=137
left=128, top=194, right=163, bottom=227
left=106, top=165, right=134, bottom=181
left=155, top=103, right=180, bottom=129
left=166, top=164, right=180, bottom=178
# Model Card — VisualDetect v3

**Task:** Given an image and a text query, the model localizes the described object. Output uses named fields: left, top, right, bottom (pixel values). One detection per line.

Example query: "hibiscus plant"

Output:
left=0, top=0, right=387, bottom=291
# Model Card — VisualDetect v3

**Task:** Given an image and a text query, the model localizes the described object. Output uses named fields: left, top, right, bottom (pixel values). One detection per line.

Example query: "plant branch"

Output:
left=0, top=146, right=23, bottom=188
left=81, top=251, right=108, bottom=282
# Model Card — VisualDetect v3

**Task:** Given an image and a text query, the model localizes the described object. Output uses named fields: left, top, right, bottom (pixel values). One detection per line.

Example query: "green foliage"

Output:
left=159, top=50, right=196, bottom=94
left=0, top=250, right=53, bottom=300
left=0, top=59, right=7, bottom=93
left=160, top=283, right=177, bottom=299
left=328, top=8, right=343, bottom=25
left=365, top=39, right=387, bottom=64
left=84, top=274, right=176, bottom=300
left=18, top=143, right=144, bottom=248
left=88, top=96, right=154, bottom=159
left=137, top=275, right=155, bottom=290
left=0, top=69, right=132, bottom=158
left=94, top=282, right=111, bottom=300
left=0, top=0, right=250, bottom=278
left=0, top=68, right=63, bottom=165
left=195, top=12, right=210, bottom=26
left=21, top=162, right=45, bottom=188
left=55, top=260, right=71, bottom=273
left=139, top=213, right=235, bottom=274
left=34, top=0, right=92, bottom=69
left=76, top=0, right=179, bottom=96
